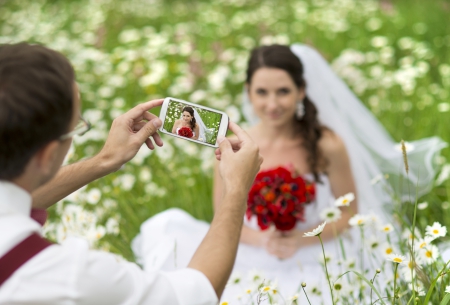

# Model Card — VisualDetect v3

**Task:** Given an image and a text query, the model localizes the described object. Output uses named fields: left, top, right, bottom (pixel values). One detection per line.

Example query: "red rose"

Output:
left=246, top=166, right=316, bottom=232
left=178, top=126, right=193, bottom=138
left=274, top=214, right=297, bottom=231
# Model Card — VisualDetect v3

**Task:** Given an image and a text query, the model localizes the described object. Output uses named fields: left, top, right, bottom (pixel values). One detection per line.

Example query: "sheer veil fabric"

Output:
left=242, top=44, right=447, bottom=219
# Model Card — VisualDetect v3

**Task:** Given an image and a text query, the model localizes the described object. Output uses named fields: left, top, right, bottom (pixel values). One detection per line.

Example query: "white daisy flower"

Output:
left=425, top=222, right=447, bottom=240
left=86, top=188, right=101, bottom=205
left=367, top=212, right=380, bottom=226
left=446, top=285, right=450, bottom=294
left=420, top=244, right=440, bottom=264
left=307, top=283, right=322, bottom=296
left=319, top=207, right=342, bottom=223
left=408, top=281, right=426, bottom=296
left=414, top=236, right=434, bottom=251
left=259, top=285, right=271, bottom=294
left=289, top=294, right=299, bottom=301
left=348, top=214, right=367, bottom=227
left=417, top=202, right=428, bottom=210
left=228, top=272, right=242, bottom=285
left=303, top=221, right=327, bottom=237
left=381, top=243, right=395, bottom=257
left=400, top=256, right=421, bottom=282
left=380, top=223, right=394, bottom=233
left=402, top=227, right=422, bottom=241
left=335, top=193, right=355, bottom=207
left=367, top=236, right=381, bottom=252
left=370, top=174, right=383, bottom=185
left=387, top=253, right=407, bottom=265
left=394, top=141, right=414, bottom=152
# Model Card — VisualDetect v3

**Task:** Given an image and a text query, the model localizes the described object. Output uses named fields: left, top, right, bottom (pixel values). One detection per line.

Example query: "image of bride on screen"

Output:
left=171, top=106, right=200, bottom=141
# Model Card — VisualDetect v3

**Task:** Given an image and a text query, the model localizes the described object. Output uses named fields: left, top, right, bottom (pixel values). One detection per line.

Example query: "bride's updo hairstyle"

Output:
left=182, top=106, right=196, bottom=130
left=246, top=44, right=326, bottom=182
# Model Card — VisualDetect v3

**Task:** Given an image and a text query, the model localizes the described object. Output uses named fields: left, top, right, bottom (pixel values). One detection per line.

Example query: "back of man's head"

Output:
left=0, top=43, right=75, bottom=180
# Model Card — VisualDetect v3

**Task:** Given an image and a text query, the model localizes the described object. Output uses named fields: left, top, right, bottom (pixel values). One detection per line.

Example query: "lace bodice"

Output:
left=244, top=172, right=334, bottom=231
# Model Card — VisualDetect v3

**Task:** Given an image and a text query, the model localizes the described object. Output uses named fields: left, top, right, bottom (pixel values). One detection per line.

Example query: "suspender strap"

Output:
left=0, top=233, right=52, bottom=286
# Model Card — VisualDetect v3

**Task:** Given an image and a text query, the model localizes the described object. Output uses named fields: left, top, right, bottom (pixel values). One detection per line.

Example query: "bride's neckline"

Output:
left=258, top=165, right=327, bottom=178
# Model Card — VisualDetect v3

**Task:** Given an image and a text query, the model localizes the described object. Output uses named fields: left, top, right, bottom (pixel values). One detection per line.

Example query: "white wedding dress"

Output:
left=132, top=172, right=343, bottom=304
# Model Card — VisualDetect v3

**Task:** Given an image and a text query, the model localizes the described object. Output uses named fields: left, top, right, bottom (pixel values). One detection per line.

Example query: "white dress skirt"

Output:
left=132, top=174, right=353, bottom=304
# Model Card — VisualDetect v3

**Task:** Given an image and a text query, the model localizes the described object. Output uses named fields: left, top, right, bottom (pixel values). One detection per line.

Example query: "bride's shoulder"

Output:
left=318, top=128, right=348, bottom=158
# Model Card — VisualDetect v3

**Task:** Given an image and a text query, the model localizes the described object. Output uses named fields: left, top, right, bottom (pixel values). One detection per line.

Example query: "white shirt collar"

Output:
left=0, top=180, right=32, bottom=216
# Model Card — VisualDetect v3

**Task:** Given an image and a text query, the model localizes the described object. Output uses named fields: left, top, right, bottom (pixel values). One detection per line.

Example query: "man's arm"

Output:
left=188, top=122, right=262, bottom=298
left=32, top=99, right=164, bottom=209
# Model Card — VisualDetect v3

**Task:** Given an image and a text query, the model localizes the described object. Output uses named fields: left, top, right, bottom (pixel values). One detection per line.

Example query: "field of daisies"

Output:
left=1, top=0, right=450, bottom=303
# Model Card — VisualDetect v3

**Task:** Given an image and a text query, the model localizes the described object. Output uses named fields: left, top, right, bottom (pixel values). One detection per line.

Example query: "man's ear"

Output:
left=34, top=141, right=60, bottom=176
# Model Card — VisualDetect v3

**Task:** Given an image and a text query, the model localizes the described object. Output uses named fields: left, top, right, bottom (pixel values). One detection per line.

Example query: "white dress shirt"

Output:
left=0, top=181, right=218, bottom=305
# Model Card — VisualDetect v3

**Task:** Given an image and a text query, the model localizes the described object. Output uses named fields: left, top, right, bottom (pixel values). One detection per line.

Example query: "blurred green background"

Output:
left=1, top=0, right=449, bottom=261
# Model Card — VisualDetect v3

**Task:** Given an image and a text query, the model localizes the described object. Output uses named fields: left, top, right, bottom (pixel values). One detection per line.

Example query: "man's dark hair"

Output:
left=0, top=43, right=75, bottom=180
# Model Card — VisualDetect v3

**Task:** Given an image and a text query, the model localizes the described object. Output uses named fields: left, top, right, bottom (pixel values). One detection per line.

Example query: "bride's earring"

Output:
left=296, top=101, right=305, bottom=119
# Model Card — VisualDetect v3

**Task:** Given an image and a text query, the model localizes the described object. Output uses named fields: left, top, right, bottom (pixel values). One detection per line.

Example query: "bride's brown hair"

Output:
left=246, top=44, right=327, bottom=182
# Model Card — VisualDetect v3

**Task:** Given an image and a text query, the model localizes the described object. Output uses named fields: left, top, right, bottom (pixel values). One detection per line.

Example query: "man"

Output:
left=0, top=43, right=262, bottom=304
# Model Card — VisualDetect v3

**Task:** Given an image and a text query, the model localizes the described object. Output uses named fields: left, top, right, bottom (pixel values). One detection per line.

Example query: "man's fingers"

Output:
left=145, top=138, right=155, bottom=150
left=122, top=99, right=164, bottom=121
left=217, top=136, right=232, bottom=155
left=152, top=132, right=163, bottom=147
left=135, top=119, right=162, bottom=144
left=133, top=121, right=147, bottom=132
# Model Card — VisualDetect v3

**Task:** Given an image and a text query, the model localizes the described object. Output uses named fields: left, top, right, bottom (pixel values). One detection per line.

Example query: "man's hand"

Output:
left=96, top=99, right=164, bottom=172
left=32, top=99, right=164, bottom=209
left=216, top=122, right=263, bottom=198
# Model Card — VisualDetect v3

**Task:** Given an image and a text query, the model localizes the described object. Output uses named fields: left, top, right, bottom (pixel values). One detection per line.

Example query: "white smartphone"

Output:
left=159, top=97, right=229, bottom=148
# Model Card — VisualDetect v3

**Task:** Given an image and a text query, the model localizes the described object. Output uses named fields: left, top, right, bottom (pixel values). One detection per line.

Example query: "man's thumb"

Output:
left=217, top=136, right=232, bottom=153
left=136, top=119, right=161, bottom=142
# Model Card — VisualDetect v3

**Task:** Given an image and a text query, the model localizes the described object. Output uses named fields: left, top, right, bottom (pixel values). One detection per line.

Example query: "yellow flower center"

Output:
left=426, top=250, right=432, bottom=258
left=221, top=303, right=229, bottom=305
left=393, top=257, right=402, bottom=263
left=357, top=219, right=363, bottom=225
left=433, top=229, right=439, bottom=234
left=246, top=289, right=251, bottom=294
left=343, top=199, right=348, bottom=204
left=419, top=242, right=426, bottom=248
left=384, top=227, right=390, bottom=231
left=263, top=287, right=270, bottom=292
left=386, top=248, right=393, bottom=254
left=273, top=289, right=278, bottom=294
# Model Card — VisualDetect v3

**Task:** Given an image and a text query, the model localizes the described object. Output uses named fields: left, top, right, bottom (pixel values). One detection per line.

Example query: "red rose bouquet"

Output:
left=178, top=126, right=193, bottom=138
left=246, top=166, right=316, bottom=231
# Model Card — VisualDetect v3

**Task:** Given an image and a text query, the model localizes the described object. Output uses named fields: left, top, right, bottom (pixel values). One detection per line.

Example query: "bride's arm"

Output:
left=213, top=159, right=267, bottom=247
left=264, top=131, right=357, bottom=259
left=192, top=124, right=200, bottom=140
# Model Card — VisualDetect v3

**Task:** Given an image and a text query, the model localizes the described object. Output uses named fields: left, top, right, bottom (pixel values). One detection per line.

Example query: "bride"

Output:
left=133, top=44, right=445, bottom=303
left=172, top=106, right=200, bottom=140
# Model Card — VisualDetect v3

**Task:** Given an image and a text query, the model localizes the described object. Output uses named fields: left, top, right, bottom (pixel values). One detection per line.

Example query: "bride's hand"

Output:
left=264, top=230, right=301, bottom=259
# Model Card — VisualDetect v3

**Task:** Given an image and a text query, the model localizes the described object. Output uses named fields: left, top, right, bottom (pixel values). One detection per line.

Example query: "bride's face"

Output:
left=248, top=67, right=304, bottom=127
left=182, top=111, right=192, bottom=123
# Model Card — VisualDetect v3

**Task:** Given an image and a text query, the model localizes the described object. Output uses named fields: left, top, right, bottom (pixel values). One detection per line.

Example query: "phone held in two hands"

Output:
left=158, top=97, right=229, bottom=148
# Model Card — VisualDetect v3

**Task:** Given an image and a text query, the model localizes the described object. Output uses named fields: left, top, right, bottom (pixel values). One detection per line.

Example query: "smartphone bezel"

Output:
left=159, top=97, right=229, bottom=148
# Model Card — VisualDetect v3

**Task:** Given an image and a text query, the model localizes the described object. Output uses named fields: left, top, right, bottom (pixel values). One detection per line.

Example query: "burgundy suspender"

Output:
left=0, top=209, right=52, bottom=286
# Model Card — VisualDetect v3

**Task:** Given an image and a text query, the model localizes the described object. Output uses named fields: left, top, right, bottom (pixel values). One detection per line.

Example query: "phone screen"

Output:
left=161, top=98, right=223, bottom=145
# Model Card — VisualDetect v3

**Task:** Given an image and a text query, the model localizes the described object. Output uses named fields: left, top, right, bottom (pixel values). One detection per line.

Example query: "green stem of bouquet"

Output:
left=318, top=234, right=335, bottom=305
left=393, top=263, right=399, bottom=305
